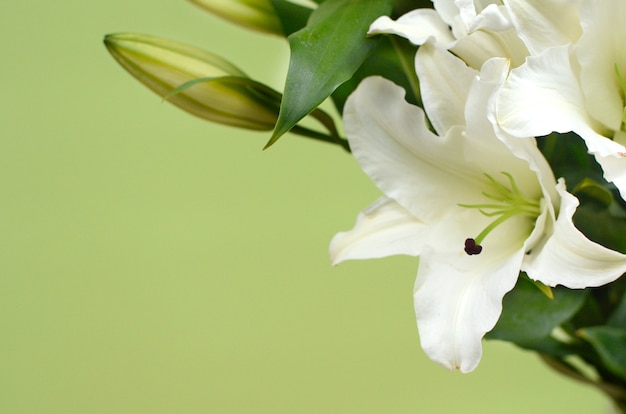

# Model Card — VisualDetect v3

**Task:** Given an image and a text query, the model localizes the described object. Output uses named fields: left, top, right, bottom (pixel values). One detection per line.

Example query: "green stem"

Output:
left=290, top=125, right=350, bottom=152
left=540, top=355, right=626, bottom=413
left=309, top=108, right=340, bottom=138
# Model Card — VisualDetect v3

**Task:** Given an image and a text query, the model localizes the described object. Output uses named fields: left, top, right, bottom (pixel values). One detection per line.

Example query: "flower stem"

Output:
left=290, top=125, right=350, bottom=152
left=540, top=354, right=626, bottom=413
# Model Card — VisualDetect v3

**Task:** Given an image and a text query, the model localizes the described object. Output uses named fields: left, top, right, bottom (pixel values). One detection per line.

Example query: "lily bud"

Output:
left=189, top=0, right=283, bottom=36
left=104, top=33, right=280, bottom=130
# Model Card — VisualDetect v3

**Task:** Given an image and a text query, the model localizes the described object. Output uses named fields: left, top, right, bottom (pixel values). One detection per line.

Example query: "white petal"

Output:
left=451, top=29, right=527, bottom=69
left=329, top=197, right=426, bottom=265
left=478, top=58, right=560, bottom=204
left=497, top=45, right=626, bottom=199
left=414, top=242, right=523, bottom=372
left=461, top=57, right=545, bottom=200
left=368, top=9, right=455, bottom=46
left=465, top=57, right=508, bottom=139
left=435, top=1, right=508, bottom=37
left=344, top=77, right=491, bottom=223
left=465, top=3, right=512, bottom=32
left=523, top=180, right=626, bottom=288
left=432, top=0, right=465, bottom=37
left=411, top=201, right=533, bottom=372
left=454, top=0, right=480, bottom=28
left=497, top=45, right=595, bottom=138
left=416, top=40, right=477, bottom=135
left=505, top=0, right=582, bottom=55
left=576, top=0, right=626, bottom=131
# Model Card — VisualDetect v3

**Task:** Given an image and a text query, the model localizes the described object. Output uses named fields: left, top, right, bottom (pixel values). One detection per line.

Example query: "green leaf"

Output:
left=574, top=201, right=626, bottom=254
left=486, top=276, right=588, bottom=350
left=578, top=326, right=626, bottom=380
left=392, top=0, right=433, bottom=16
left=266, top=0, right=392, bottom=148
left=165, top=76, right=346, bottom=148
left=540, top=133, right=626, bottom=253
left=331, top=35, right=419, bottom=113
left=538, top=132, right=605, bottom=190
left=269, top=0, right=313, bottom=36
left=607, top=292, right=626, bottom=328
left=573, top=177, right=614, bottom=207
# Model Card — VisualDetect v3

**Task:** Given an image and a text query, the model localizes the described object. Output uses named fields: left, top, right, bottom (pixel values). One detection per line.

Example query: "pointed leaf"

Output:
left=573, top=177, right=614, bottom=207
left=578, top=326, right=626, bottom=380
left=392, top=0, right=434, bottom=16
left=331, top=35, right=419, bottom=113
left=573, top=201, right=626, bottom=254
left=269, top=0, right=313, bottom=36
left=607, top=292, right=626, bottom=328
left=486, top=276, right=588, bottom=347
left=538, top=132, right=605, bottom=188
left=267, top=0, right=392, bottom=148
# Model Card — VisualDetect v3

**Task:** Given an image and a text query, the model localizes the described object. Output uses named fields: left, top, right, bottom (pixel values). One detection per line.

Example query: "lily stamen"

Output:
left=464, top=238, right=482, bottom=255
left=459, top=172, right=541, bottom=255
left=614, top=64, right=626, bottom=129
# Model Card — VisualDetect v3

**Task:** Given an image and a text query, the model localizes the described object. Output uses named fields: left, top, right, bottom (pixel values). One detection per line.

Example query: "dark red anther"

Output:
left=464, top=238, right=483, bottom=255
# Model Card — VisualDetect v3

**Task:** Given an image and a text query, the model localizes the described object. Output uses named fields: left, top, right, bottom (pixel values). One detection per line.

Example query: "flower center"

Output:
left=459, top=172, right=541, bottom=255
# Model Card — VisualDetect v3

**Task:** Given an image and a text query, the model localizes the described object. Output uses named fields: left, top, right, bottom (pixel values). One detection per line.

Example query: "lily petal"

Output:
left=433, top=0, right=506, bottom=38
left=460, top=1, right=512, bottom=33
left=576, top=0, right=626, bottom=132
left=478, top=57, right=559, bottom=204
left=414, top=233, right=524, bottom=372
left=451, top=30, right=525, bottom=69
left=432, top=0, right=463, bottom=33
left=505, top=0, right=582, bottom=55
left=497, top=45, right=593, bottom=138
left=416, top=40, right=476, bottom=136
left=497, top=45, right=626, bottom=199
left=464, top=57, right=545, bottom=199
left=329, top=197, right=426, bottom=265
left=368, top=9, right=455, bottom=46
left=343, top=76, right=489, bottom=223
left=523, top=180, right=626, bottom=288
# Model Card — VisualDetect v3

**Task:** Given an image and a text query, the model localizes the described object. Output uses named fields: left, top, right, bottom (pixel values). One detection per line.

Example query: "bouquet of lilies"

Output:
left=104, top=0, right=626, bottom=410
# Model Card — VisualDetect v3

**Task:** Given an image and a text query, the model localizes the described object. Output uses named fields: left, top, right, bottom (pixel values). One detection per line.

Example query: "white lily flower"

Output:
left=497, top=0, right=626, bottom=199
left=330, top=42, right=626, bottom=372
left=368, top=0, right=528, bottom=69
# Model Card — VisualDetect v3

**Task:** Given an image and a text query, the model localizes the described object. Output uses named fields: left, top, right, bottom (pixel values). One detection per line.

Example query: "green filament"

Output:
left=614, top=64, right=626, bottom=128
left=459, top=172, right=541, bottom=254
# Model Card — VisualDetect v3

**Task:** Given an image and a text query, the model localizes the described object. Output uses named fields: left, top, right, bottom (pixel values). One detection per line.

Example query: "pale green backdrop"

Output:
left=0, top=1, right=609, bottom=413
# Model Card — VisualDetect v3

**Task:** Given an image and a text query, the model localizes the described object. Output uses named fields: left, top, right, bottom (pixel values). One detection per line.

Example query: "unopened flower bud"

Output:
left=104, top=33, right=279, bottom=130
left=189, top=0, right=283, bottom=36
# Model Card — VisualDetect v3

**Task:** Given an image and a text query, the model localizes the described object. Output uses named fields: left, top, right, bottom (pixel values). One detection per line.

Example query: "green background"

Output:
left=1, top=1, right=609, bottom=412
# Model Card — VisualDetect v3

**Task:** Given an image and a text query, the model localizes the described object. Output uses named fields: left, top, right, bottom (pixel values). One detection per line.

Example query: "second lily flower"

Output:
left=330, top=41, right=626, bottom=373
